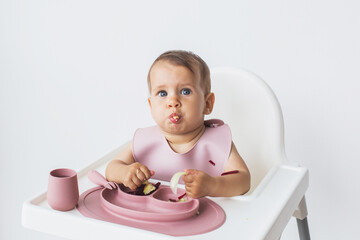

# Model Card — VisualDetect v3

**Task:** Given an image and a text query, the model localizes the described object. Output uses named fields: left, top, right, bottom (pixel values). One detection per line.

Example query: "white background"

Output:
left=1, top=0, right=360, bottom=239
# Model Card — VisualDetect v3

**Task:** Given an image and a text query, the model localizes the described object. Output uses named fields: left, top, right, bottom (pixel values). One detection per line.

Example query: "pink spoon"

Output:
left=88, top=170, right=117, bottom=190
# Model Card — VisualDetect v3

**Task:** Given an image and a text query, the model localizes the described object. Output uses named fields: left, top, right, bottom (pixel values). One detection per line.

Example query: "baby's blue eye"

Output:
left=181, top=88, right=191, bottom=95
left=158, top=91, right=167, bottom=97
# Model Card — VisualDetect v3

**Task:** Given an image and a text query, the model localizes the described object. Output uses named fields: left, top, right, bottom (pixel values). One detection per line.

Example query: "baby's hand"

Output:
left=122, top=163, right=154, bottom=190
left=182, top=169, right=216, bottom=198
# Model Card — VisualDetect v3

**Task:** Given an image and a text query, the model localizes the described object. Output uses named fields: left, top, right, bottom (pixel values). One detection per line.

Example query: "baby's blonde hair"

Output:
left=147, top=50, right=211, bottom=96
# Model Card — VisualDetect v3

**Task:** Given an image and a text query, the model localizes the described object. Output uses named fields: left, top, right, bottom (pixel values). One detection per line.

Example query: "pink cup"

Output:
left=47, top=168, right=79, bottom=211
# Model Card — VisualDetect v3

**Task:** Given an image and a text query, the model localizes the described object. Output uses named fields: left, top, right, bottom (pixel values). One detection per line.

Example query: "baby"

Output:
left=106, top=50, right=250, bottom=198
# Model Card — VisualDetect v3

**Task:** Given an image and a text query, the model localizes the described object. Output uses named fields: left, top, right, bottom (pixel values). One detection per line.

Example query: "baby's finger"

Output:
left=183, top=172, right=195, bottom=183
left=136, top=170, right=147, bottom=182
left=184, top=169, right=197, bottom=174
left=139, top=166, right=153, bottom=180
left=185, top=185, right=195, bottom=198
left=124, top=179, right=138, bottom=190
left=132, top=174, right=143, bottom=187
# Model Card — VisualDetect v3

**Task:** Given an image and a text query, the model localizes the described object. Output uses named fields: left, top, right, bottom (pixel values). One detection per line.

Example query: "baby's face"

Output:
left=148, top=60, right=208, bottom=135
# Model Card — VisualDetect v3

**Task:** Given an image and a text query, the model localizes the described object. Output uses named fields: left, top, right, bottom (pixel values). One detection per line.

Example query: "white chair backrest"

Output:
left=209, top=67, right=287, bottom=193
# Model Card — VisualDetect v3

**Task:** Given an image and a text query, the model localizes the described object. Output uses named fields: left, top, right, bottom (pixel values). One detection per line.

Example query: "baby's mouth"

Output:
left=169, top=113, right=181, bottom=123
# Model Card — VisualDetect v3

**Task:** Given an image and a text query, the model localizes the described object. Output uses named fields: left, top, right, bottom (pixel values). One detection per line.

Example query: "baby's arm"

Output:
left=105, top=143, right=154, bottom=190
left=183, top=141, right=250, bottom=198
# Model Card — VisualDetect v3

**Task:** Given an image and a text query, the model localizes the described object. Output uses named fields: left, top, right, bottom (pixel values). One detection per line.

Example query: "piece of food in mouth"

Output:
left=169, top=113, right=180, bottom=123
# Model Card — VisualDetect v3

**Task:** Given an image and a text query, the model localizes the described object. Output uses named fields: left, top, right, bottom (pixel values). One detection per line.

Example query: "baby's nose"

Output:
left=168, top=95, right=181, bottom=108
left=168, top=103, right=180, bottom=108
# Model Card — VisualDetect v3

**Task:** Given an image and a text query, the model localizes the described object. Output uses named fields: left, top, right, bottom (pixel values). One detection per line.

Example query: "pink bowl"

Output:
left=100, top=185, right=199, bottom=222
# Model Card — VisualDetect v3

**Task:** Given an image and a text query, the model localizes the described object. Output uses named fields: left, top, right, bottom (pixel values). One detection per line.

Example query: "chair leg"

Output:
left=296, top=217, right=310, bottom=240
left=293, top=196, right=310, bottom=240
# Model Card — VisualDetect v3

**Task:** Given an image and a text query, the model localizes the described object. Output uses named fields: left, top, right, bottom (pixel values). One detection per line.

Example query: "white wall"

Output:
left=1, top=0, right=360, bottom=239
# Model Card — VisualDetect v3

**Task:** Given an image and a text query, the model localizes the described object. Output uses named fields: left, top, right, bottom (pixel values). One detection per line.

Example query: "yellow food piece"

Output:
left=178, top=197, right=187, bottom=202
left=143, top=183, right=156, bottom=195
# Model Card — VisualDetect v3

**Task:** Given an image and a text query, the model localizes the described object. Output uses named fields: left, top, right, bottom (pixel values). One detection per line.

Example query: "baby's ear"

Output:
left=204, top=93, right=215, bottom=115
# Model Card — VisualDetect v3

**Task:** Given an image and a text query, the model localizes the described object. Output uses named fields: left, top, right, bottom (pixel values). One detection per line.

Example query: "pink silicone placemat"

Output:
left=101, top=185, right=200, bottom=222
left=77, top=186, right=226, bottom=237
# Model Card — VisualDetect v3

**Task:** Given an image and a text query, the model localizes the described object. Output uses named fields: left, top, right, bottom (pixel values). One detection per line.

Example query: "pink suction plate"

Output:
left=77, top=186, right=226, bottom=236
left=101, top=185, right=199, bottom=222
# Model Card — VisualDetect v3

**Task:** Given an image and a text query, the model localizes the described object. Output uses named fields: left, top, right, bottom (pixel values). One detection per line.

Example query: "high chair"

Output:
left=210, top=67, right=310, bottom=239
left=22, top=67, right=310, bottom=240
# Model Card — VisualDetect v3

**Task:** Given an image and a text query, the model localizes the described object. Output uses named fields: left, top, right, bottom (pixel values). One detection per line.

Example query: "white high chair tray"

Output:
left=22, top=143, right=308, bottom=240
